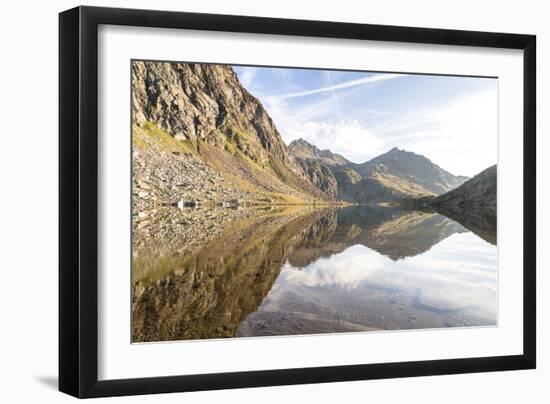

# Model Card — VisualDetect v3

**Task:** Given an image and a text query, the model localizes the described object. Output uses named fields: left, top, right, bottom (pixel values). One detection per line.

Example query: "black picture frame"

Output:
left=59, top=5, right=536, bottom=398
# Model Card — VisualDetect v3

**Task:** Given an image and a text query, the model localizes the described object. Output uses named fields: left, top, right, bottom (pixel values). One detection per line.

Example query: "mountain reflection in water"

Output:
left=132, top=205, right=497, bottom=342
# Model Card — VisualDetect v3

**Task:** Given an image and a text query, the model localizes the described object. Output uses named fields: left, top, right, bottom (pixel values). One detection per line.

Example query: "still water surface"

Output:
left=132, top=206, right=497, bottom=342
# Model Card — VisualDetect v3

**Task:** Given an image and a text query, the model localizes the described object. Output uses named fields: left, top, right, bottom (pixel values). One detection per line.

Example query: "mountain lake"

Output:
left=132, top=205, right=497, bottom=342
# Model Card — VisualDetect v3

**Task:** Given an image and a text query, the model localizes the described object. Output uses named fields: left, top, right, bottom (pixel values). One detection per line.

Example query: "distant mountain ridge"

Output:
left=287, top=139, right=469, bottom=204
left=352, top=147, right=469, bottom=195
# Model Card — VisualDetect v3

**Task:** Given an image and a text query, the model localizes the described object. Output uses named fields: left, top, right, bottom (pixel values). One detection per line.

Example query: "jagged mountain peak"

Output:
left=288, top=138, right=349, bottom=166
left=374, top=147, right=425, bottom=161
left=289, top=138, right=310, bottom=147
left=353, top=147, right=469, bottom=196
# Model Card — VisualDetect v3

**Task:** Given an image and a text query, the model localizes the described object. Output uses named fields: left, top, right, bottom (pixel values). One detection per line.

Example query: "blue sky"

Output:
left=234, top=65, right=497, bottom=177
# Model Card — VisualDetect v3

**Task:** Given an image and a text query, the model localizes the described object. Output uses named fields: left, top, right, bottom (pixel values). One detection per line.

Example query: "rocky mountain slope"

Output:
left=132, top=62, right=332, bottom=207
left=350, top=147, right=468, bottom=197
left=295, top=158, right=339, bottom=199
left=287, top=138, right=349, bottom=200
left=432, top=165, right=497, bottom=244
left=288, top=139, right=468, bottom=204
left=432, top=165, right=496, bottom=211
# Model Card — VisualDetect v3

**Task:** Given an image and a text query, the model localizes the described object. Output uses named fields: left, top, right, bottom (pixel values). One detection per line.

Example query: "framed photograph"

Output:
left=59, top=6, right=536, bottom=398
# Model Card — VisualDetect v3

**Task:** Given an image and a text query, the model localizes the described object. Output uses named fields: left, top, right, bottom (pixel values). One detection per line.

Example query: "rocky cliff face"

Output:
left=296, top=159, right=339, bottom=199
left=132, top=61, right=331, bottom=204
left=432, top=165, right=497, bottom=244
left=133, top=62, right=293, bottom=167
left=330, top=166, right=363, bottom=201
left=287, top=138, right=349, bottom=200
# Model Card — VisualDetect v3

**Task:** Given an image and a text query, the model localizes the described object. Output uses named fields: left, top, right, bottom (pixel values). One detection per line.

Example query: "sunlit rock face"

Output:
left=133, top=62, right=296, bottom=167
left=132, top=62, right=330, bottom=203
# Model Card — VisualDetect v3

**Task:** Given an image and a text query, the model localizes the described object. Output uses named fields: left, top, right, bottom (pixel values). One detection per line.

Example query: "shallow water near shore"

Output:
left=132, top=205, right=497, bottom=342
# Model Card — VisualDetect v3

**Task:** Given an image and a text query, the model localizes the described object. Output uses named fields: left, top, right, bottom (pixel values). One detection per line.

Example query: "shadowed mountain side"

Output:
left=333, top=171, right=435, bottom=204
left=432, top=165, right=497, bottom=245
left=330, top=166, right=362, bottom=202
left=132, top=207, right=339, bottom=342
left=295, top=158, right=339, bottom=199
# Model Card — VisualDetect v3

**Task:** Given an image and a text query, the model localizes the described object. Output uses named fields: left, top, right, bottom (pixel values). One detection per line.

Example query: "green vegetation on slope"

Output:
left=133, top=121, right=198, bottom=155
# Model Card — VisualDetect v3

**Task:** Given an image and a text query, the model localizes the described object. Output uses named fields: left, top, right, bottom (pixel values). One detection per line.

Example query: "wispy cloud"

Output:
left=235, top=65, right=497, bottom=177
left=268, top=73, right=405, bottom=101
left=262, top=234, right=497, bottom=318
left=283, top=120, right=386, bottom=163
left=369, top=90, right=497, bottom=176
left=236, top=67, right=258, bottom=89
left=265, top=88, right=497, bottom=176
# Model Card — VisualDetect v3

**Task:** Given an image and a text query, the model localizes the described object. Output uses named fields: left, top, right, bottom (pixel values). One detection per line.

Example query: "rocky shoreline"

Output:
left=133, top=129, right=251, bottom=213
